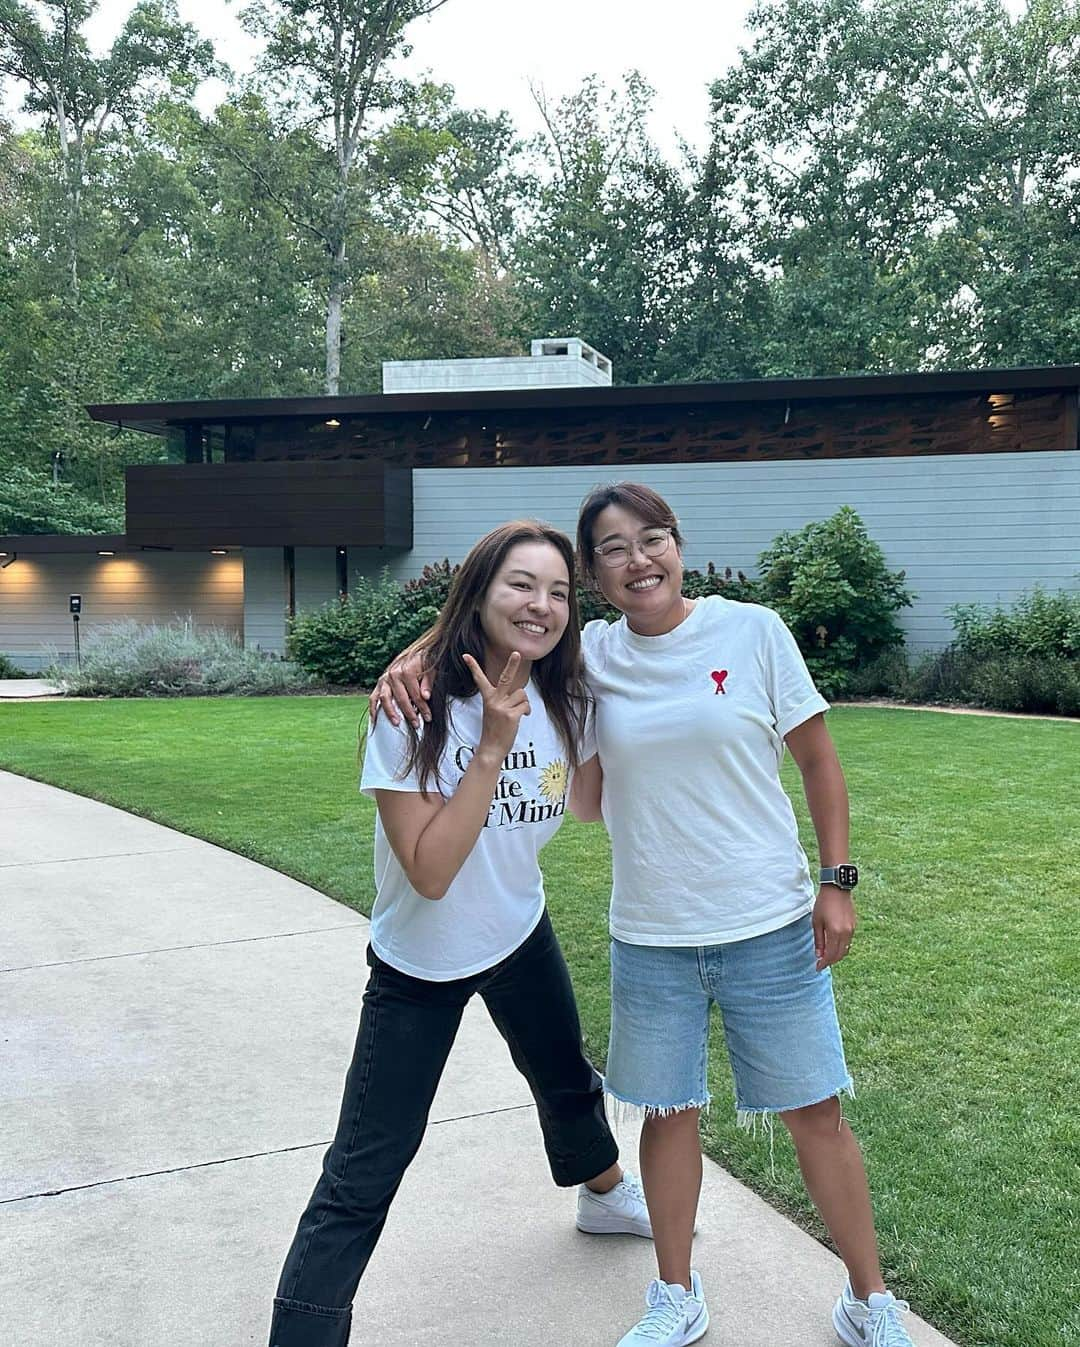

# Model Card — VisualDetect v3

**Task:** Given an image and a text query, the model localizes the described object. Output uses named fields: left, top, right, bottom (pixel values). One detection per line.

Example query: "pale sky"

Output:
left=58, top=0, right=757, bottom=157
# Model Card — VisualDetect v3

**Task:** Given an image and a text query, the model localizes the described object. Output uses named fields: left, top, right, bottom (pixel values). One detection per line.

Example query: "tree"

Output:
left=512, top=73, right=695, bottom=384
left=236, top=0, right=451, bottom=394
left=0, top=0, right=214, bottom=299
left=0, top=463, right=123, bottom=531
left=706, top=0, right=1080, bottom=371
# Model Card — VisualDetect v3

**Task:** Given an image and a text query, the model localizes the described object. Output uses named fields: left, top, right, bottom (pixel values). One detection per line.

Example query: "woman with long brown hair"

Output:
left=270, top=520, right=649, bottom=1347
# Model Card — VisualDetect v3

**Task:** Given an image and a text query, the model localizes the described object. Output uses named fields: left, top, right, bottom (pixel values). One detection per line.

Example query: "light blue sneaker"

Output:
left=616, top=1271, right=708, bottom=1346
left=833, top=1281, right=915, bottom=1346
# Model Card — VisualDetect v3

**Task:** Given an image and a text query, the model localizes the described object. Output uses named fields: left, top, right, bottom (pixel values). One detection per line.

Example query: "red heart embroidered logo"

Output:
left=711, top=670, right=728, bottom=695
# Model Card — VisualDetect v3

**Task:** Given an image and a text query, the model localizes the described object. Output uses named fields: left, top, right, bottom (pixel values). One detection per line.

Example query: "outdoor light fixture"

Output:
left=97, top=550, right=115, bottom=556
left=210, top=549, right=228, bottom=555
left=0, top=551, right=15, bottom=569
left=325, top=418, right=341, bottom=427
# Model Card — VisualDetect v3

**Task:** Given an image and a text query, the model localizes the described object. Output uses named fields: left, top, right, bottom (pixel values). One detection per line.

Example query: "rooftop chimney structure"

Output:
left=382, top=338, right=612, bottom=394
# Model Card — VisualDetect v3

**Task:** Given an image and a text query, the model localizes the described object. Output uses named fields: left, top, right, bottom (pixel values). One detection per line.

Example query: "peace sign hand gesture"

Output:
left=462, top=652, right=530, bottom=761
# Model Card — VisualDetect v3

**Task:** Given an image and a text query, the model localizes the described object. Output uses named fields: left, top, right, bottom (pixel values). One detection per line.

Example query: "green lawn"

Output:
left=2, top=699, right=1077, bottom=1347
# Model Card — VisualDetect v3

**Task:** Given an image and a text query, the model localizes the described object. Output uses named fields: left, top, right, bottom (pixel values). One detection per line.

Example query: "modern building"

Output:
left=1, top=340, right=1078, bottom=671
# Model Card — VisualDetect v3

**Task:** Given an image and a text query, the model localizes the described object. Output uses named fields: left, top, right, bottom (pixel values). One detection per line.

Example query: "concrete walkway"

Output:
left=0, top=678, right=62, bottom=698
left=0, top=769, right=956, bottom=1347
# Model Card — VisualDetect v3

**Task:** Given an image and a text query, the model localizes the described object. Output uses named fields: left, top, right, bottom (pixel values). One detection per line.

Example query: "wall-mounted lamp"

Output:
left=210, top=549, right=228, bottom=555
left=325, top=418, right=341, bottom=428
left=97, top=550, right=115, bottom=557
left=0, top=551, right=15, bottom=569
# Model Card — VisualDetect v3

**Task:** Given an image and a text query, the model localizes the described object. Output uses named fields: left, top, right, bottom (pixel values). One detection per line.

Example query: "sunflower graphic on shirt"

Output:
left=539, top=758, right=568, bottom=803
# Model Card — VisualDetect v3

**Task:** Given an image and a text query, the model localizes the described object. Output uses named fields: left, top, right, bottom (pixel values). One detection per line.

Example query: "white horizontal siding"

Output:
left=354, top=450, right=1080, bottom=655
left=242, top=547, right=341, bottom=658
left=7, top=450, right=1071, bottom=668
left=0, top=553, right=243, bottom=671
left=243, top=549, right=287, bottom=655
left=295, top=548, right=338, bottom=614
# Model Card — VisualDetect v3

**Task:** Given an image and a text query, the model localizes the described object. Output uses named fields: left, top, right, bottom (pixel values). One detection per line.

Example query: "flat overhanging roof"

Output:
left=86, top=365, right=1080, bottom=436
left=0, top=535, right=239, bottom=554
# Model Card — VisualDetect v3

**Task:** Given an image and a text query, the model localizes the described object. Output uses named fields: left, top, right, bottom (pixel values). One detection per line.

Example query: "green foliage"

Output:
left=52, top=618, right=311, bottom=696
left=682, top=562, right=761, bottom=605
left=904, top=647, right=1080, bottom=717
left=0, top=652, right=30, bottom=677
left=514, top=74, right=696, bottom=385
left=0, top=465, right=123, bottom=534
left=949, top=586, right=1080, bottom=660
left=575, top=585, right=619, bottom=626
left=845, top=648, right=911, bottom=699
left=401, top=557, right=459, bottom=610
left=893, top=588, right=1080, bottom=716
left=287, top=568, right=451, bottom=687
left=705, top=0, right=1080, bottom=373
left=757, top=506, right=913, bottom=697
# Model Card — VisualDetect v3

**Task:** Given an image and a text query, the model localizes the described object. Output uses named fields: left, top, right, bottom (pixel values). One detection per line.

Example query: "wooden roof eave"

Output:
left=85, top=365, right=1080, bottom=438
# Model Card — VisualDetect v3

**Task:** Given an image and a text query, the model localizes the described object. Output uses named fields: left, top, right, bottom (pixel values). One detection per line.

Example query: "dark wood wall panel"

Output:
left=126, top=461, right=412, bottom=548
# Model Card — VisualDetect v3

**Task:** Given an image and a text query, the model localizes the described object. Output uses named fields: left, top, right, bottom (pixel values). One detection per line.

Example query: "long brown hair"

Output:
left=405, top=521, right=589, bottom=794
left=576, top=481, right=684, bottom=587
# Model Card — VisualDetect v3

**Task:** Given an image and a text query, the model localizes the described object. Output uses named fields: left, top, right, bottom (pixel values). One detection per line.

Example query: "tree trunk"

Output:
left=325, top=239, right=346, bottom=396
left=52, top=91, right=79, bottom=300
left=324, top=177, right=351, bottom=395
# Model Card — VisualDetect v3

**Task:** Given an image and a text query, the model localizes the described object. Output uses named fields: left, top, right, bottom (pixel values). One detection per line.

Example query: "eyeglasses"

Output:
left=593, top=528, right=673, bottom=569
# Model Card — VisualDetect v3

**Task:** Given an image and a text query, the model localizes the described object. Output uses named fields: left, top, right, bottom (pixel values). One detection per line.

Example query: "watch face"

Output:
left=836, top=864, right=859, bottom=889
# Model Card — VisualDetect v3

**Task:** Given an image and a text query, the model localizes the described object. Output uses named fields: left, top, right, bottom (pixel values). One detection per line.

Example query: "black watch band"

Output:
left=820, top=864, right=858, bottom=890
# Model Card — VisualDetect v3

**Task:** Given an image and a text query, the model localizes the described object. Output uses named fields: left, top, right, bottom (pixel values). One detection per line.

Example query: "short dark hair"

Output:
left=576, top=482, right=684, bottom=585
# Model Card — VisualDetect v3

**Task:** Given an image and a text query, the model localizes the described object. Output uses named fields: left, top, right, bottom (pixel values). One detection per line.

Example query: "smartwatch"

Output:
left=820, top=864, right=859, bottom=891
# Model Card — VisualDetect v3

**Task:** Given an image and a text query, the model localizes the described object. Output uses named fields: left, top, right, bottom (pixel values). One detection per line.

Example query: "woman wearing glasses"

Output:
left=372, top=483, right=916, bottom=1347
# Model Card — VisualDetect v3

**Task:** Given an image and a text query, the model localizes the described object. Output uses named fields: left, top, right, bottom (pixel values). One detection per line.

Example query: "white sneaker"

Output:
left=616, top=1272, right=709, bottom=1346
left=576, top=1169, right=653, bottom=1238
left=833, top=1280, right=915, bottom=1346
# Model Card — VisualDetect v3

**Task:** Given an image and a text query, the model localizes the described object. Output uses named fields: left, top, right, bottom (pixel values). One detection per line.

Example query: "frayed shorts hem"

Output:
left=603, top=1081, right=711, bottom=1129
left=735, top=1077, right=855, bottom=1131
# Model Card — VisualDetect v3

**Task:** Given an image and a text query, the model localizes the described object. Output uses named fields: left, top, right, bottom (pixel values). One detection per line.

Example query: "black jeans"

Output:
left=269, top=910, right=617, bottom=1347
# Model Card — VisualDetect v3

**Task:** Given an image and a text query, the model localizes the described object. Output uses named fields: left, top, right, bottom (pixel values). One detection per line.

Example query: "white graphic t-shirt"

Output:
left=581, top=597, right=830, bottom=946
left=360, top=682, right=594, bottom=980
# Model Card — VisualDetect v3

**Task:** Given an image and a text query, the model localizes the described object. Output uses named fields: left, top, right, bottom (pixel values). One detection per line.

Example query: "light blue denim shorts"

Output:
left=606, top=914, right=853, bottom=1124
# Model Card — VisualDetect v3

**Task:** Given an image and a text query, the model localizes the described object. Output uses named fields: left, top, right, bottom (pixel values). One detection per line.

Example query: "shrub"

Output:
left=757, top=506, right=913, bottom=698
left=949, top=586, right=1080, bottom=660
left=903, top=647, right=983, bottom=705
left=682, top=562, right=761, bottom=605
left=51, top=619, right=312, bottom=697
left=401, top=558, right=459, bottom=612
left=0, top=654, right=31, bottom=678
left=288, top=571, right=446, bottom=688
left=846, top=649, right=910, bottom=698
left=903, top=648, right=1079, bottom=716
left=896, top=587, right=1080, bottom=716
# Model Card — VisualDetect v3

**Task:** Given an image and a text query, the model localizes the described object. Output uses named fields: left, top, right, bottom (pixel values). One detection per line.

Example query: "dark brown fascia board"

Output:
left=85, top=364, right=1080, bottom=436
left=0, top=534, right=239, bottom=554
